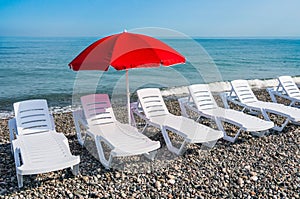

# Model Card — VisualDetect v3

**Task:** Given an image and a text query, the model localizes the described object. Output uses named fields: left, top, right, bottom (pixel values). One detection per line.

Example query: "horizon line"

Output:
left=1, top=35, right=300, bottom=39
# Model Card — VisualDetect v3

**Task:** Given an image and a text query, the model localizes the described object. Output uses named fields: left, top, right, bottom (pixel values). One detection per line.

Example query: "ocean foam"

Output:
left=1, top=77, right=300, bottom=119
left=161, top=77, right=300, bottom=96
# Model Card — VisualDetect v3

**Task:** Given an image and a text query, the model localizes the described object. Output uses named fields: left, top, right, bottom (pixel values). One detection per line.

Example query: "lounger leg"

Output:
left=161, top=126, right=187, bottom=155
left=251, top=130, right=268, bottom=137
left=223, top=129, right=242, bottom=143
left=220, top=93, right=230, bottom=109
left=215, top=119, right=241, bottom=143
left=289, top=101, right=296, bottom=107
left=13, top=147, right=24, bottom=188
left=267, top=88, right=277, bottom=103
left=140, top=123, right=149, bottom=134
left=272, top=119, right=289, bottom=132
left=73, top=111, right=87, bottom=146
left=177, top=141, right=187, bottom=155
left=202, top=140, right=218, bottom=148
left=195, top=116, right=201, bottom=122
left=144, top=150, right=157, bottom=161
left=17, top=173, right=23, bottom=188
left=71, top=164, right=80, bottom=176
left=178, top=98, right=188, bottom=117
left=261, top=109, right=289, bottom=132
left=8, top=118, right=17, bottom=154
left=95, top=136, right=113, bottom=169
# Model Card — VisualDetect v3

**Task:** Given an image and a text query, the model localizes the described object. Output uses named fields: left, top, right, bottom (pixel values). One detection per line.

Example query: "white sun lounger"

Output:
left=73, top=94, right=160, bottom=169
left=267, top=76, right=300, bottom=107
left=8, top=99, right=80, bottom=188
left=131, top=88, right=223, bottom=155
left=178, top=84, right=274, bottom=143
left=221, top=80, right=300, bottom=132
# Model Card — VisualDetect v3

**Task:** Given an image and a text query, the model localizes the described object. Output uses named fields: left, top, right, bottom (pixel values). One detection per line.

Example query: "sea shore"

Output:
left=0, top=88, right=299, bottom=198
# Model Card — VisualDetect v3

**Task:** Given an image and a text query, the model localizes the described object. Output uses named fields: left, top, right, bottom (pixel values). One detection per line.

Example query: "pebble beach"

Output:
left=0, top=89, right=300, bottom=198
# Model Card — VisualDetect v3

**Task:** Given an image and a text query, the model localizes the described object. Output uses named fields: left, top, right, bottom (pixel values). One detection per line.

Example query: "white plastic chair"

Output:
left=221, top=80, right=300, bottom=132
left=73, top=94, right=160, bottom=169
left=178, top=84, right=274, bottom=142
left=131, top=88, right=223, bottom=155
left=8, top=99, right=80, bottom=188
left=267, top=76, right=300, bottom=107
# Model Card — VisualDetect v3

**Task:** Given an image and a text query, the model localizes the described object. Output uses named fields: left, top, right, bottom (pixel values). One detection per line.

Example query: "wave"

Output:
left=1, top=76, right=299, bottom=119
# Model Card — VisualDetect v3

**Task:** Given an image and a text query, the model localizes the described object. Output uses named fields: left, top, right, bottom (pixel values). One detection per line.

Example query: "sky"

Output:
left=0, top=0, right=300, bottom=37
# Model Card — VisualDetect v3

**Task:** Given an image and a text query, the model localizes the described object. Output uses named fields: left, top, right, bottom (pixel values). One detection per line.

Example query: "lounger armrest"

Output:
left=49, top=114, right=56, bottom=131
left=163, top=125, right=187, bottom=140
left=73, top=109, right=88, bottom=127
left=222, top=92, right=246, bottom=108
left=266, top=87, right=299, bottom=106
left=130, top=102, right=148, bottom=121
left=12, top=142, right=22, bottom=167
left=178, top=96, right=200, bottom=117
left=73, top=109, right=88, bottom=145
left=178, top=97, right=195, bottom=110
left=8, top=118, right=17, bottom=154
left=94, top=134, right=115, bottom=150
left=220, top=92, right=231, bottom=108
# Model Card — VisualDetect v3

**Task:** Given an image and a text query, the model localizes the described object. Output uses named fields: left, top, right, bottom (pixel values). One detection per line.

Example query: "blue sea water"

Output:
left=1, top=37, right=300, bottom=112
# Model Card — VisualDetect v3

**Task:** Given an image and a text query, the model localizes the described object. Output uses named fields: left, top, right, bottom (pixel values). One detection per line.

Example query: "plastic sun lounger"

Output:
left=8, top=99, right=80, bottom=188
left=131, top=88, right=223, bottom=155
left=178, top=84, right=274, bottom=143
left=267, top=76, right=300, bottom=107
left=221, top=79, right=300, bottom=132
left=72, top=94, right=160, bottom=169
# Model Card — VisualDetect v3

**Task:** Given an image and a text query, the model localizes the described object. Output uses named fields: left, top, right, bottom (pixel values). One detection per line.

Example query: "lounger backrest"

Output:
left=188, top=84, right=218, bottom=111
left=278, top=76, right=300, bottom=99
left=230, top=80, right=258, bottom=104
left=137, top=88, right=169, bottom=119
left=14, top=99, right=53, bottom=135
left=81, top=94, right=116, bottom=126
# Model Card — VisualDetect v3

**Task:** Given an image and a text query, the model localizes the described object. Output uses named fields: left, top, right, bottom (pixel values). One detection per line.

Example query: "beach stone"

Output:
left=81, top=176, right=89, bottom=183
left=238, top=178, right=244, bottom=187
left=1, top=95, right=300, bottom=198
left=155, top=181, right=161, bottom=189
left=167, top=174, right=175, bottom=179
left=250, top=176, right=258, bottom=181
left=121, top=192, right=126, bottom=198
left=250, top=191, right=256, bottom=196
left=250, top=171, right=257, bottom=176
left=168, top=179, right=176, bottom=185
left=115, top=172, right=121, bottom=178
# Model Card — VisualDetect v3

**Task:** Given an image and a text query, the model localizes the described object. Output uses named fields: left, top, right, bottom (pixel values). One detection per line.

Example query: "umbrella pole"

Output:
left=126, top=69, right=131, bottom=125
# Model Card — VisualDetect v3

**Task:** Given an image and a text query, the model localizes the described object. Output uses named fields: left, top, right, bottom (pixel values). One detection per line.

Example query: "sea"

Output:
left=1, top=37, right=300, bottom=117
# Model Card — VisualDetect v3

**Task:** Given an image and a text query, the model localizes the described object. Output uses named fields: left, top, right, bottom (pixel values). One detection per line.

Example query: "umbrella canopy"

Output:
left=69, top=31, right=185, bottom=124
left=69, top=31, right=185, bottom=71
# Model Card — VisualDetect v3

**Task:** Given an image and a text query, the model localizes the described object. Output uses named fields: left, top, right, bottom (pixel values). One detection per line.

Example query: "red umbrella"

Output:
left=69, top=31, right=185, bottom=123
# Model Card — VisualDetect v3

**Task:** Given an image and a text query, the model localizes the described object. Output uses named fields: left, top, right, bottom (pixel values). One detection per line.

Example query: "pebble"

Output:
left=155, top=181, right=161, bottom=189
left=167, top=174, right=175, bottom=179
left=238, top=178, right=244, bottom=187
left=249, top=171, right=257, bottom=176
left=168, top=179, right=176, bottom=185
left=0, top=92, right=299, bottom=198
left=115, top=172, right=121, bottom=178
left=250, top=176, right=258, bottom=181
